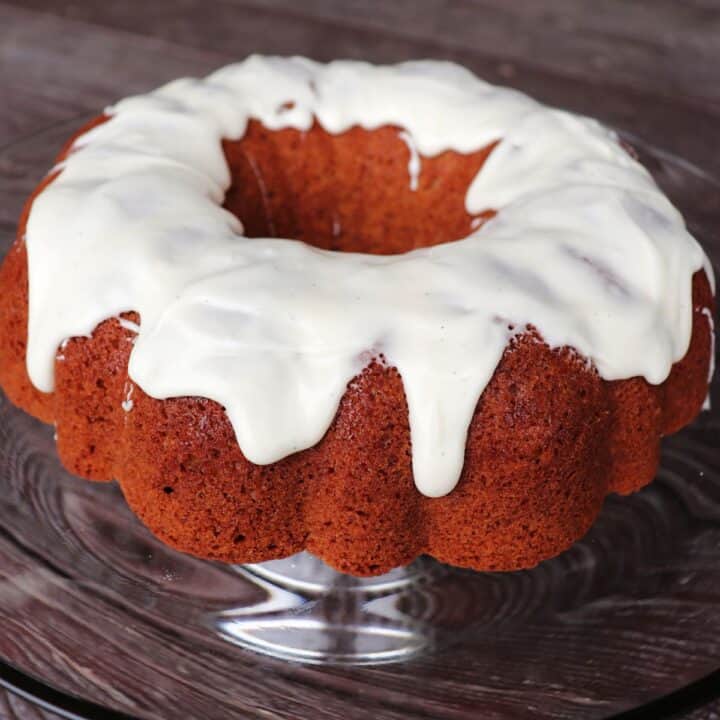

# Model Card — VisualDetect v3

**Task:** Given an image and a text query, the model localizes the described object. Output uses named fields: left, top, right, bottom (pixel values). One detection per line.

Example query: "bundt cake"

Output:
left=0, top=57, right=714, bottom=576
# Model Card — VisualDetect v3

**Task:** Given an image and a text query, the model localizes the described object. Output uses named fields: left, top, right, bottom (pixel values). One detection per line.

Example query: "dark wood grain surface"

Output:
left=1, top=2, right=719, bottom=718
left=0, top=693, right=56, bottom=720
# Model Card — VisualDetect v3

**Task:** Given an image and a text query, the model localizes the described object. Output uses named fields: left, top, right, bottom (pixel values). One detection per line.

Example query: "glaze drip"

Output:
left=398, top=130, right=421, bottom=191
left=24, top=56, right=713, bottom=497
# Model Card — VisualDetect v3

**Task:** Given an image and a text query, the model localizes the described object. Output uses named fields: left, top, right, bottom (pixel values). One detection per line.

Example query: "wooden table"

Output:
left=0, top=1, right=719, bottom=718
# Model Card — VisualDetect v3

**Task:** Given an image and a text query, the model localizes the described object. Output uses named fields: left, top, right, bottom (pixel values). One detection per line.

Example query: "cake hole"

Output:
left=222, top=122, right=498, bottom=255
left=163, top=486, right=174, bottom=495
left=234, top=533, right=246, bottom=543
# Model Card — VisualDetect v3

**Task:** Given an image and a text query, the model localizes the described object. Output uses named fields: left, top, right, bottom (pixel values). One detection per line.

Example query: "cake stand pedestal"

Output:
left=215, top=553, right=452, bottom=664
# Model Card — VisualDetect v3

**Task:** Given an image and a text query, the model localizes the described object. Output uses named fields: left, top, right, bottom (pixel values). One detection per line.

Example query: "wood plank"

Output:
left=1, top=84, right=89, bottom=158
left=0, top=3, right=229, bottom=108
left=0, top=1, right=718, bottom=177
left=225, top=0, right=720, bottom=101
left=5, top=0, right=720, bottom=103
left=0, top=2, right=231, bottom=185
left=1, top=687, right=61, bottom=720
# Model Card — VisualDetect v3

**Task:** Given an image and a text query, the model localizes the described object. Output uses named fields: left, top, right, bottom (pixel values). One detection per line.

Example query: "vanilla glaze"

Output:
left=24, top=56, right=714, bottom=496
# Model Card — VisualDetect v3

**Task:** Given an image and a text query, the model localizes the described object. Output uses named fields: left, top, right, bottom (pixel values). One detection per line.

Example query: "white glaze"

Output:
left=24, top=56, right=714, bottom=497
left=398, top=130, right=421, bottom=191
left=702, top=307, right=716, bottom=392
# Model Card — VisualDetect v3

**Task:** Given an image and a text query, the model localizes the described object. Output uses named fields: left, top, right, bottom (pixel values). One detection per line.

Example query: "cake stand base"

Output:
left=212, top=552, right=451, bottom=665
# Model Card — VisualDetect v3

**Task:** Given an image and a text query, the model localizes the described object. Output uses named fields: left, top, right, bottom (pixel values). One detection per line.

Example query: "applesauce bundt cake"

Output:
left=0, top=56, right=715, bottom=575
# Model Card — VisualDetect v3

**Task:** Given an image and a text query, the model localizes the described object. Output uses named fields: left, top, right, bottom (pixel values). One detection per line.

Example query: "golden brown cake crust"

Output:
left=0, top=115, right=714, bottom=575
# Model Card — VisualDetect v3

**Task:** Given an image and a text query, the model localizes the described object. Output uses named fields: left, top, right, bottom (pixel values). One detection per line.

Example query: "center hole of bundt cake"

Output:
left=222, top=121, right=496, bottom=255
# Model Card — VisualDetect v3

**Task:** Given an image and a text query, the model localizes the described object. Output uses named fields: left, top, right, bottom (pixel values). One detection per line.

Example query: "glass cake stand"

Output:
left=0, top=118, right=719, bottom=720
